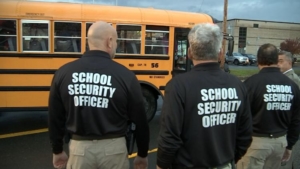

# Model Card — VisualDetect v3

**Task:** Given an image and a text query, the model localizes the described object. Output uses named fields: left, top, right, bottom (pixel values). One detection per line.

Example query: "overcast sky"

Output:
left=36, top=0, right=300, bottom=23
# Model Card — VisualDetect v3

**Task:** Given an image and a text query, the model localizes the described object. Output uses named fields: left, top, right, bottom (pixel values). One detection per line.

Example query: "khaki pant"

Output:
left=67, top=137, right=129, bottom=169
left=280, top=137, right=300, bottom=169
left=237, top=136, right=287, bottom=169
left=215, top=162, right=232, bottom=169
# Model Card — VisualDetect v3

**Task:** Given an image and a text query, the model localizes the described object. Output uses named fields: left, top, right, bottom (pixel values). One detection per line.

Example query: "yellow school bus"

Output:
left=0, top=0, right=233, bottom=122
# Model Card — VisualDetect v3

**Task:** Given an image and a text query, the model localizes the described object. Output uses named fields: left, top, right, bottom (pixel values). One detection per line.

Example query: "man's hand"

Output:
left=133, top=156, right=148, bottom=169
left=53, top=151, right=68, bottom=169
left=281, top=149, right=292, bottom=162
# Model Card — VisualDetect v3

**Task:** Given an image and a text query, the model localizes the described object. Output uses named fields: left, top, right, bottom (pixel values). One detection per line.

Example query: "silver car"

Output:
left=225, top=52, right=249, bottom=65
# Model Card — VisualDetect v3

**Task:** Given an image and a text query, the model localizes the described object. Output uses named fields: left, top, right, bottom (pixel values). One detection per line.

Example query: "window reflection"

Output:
left=54, top=22, right=81, bottom=52
left=145, top=25, right=169, bottom=55
left=22, top=21, right=49, bottom=52
left=116, top=25, right=141, bottom=54
left=175, top=40, right=187, bottom=70
left=0, top=19, right=17, bottom=51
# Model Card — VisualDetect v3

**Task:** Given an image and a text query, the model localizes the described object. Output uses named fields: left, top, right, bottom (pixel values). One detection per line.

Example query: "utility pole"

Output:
left=220, top=0, right=228, bottom=70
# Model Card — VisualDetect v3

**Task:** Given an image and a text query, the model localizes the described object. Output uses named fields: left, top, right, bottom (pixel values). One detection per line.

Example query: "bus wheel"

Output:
left=142, top=88, right=157, bottom=122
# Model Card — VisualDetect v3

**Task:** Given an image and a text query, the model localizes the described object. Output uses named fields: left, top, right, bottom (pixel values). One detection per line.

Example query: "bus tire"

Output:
left=142, top=87, right=157, bottom=122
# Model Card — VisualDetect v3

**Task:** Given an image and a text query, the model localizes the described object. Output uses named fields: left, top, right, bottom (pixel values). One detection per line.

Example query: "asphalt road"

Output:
left=0, top=98, right=163, bottom=169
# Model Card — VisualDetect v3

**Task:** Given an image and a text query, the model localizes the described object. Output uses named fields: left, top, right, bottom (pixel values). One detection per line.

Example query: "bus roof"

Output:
left=0, top=0, right=213, bottom=27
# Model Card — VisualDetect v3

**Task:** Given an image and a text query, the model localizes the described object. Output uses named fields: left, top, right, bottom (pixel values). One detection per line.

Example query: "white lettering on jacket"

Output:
left=198, top=88, right=241, bottom=128
left=68, top=72, right=116, bottom=108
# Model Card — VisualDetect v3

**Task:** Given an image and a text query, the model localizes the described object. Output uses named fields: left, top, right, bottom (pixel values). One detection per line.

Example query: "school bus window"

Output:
left=116, top=25, right=141, bottom=54
left=0, top=19, right=17, bottom=52
left=22, top=20, right=49, bottom=52
left=145, top=25, right=169, bottom=55
left=54, top=22, right=81, bottom=53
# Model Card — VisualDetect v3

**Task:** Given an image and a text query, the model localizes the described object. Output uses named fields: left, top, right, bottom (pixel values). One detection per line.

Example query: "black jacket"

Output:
left=244, top=67, right=300, bottom=150
left=48, top=50, right=149, bottom=157
left=157, top=62, right=252, bottom=168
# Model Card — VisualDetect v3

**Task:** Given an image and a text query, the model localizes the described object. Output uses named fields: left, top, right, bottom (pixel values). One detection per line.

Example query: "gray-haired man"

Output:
left=278, top=50, right=300, bottom=88
left=278, top=50, right=300, bottom=169
left=156, top=23, right=252, bottom=169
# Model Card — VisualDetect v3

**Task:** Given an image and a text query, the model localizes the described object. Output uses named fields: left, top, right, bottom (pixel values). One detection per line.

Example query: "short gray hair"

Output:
left=188, top=23, right=223, bottom=60
left=278, top=50, right=293, bottom=63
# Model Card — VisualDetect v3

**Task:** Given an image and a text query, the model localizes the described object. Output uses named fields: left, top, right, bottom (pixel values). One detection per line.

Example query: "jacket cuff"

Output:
left=156, top=148, right=173, bottom=168
left=137, top=150, right=148, bottom=158
left=52, top=144, right=63, bottom=154
left=286, top=145, right=293, bottom=150
left=235, top=156, right=241, bottom=164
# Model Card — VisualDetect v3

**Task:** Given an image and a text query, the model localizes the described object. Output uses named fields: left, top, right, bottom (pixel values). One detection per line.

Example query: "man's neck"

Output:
left=88, top=45, right=108, bottom=52
left=258, top=64, right=278, bottom=70
left=193, top=60, right=218, bottom=66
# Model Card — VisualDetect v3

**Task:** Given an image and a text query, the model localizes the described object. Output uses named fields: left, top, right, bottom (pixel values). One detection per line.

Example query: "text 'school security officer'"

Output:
left=156, top=23, right=253, bottom=169
left=48, top=21, right=150, bottom=169
left=237, top=44, right=300, bottom=169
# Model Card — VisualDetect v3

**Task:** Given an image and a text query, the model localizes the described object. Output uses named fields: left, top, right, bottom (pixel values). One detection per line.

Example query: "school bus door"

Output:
left=172, top=28, right=192, bottom=77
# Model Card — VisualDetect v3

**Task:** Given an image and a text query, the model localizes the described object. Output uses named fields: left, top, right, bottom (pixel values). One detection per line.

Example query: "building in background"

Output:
left=217, top=19, right=300, bottom=55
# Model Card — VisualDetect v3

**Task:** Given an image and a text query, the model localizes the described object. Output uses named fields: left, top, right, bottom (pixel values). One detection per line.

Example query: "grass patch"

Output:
left=230, top=68, right=300, bottom=79
left=230, top=69, right=259, bottom=77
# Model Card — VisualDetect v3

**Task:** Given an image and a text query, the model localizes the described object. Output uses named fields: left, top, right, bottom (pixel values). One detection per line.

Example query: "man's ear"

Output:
left=288, top=59, right=293, bottom=67
left=107, top=37, right=113, bottom=49
left=218, top=48, right=223, bottom=57
left=188, top=47, right=193, bottom=60
left=218, top=48, right=223, bottom=62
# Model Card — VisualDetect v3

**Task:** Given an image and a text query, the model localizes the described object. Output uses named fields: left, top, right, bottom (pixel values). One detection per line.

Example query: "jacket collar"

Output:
left=284, top=69, right=295, bottom=76
left=259, top=67, right=281, bottom=73
left=283, top=68, right=293, bottom=74
left=192, top=62, right=221, bottom=71
left=82, top=50, right=111, bottom=59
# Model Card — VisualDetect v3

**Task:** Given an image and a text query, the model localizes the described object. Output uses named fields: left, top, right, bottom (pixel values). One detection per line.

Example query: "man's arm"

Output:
left=157, top=79, right=184, bottom=168
left=127, top=76, right=150, bottom=158
left=48, top=71, right=66, bottom=154
left=286, top=87, right=300, bottom=150
left=235, top=84, right=253, bottom=163
left=291, top=73, right=300, bottom=89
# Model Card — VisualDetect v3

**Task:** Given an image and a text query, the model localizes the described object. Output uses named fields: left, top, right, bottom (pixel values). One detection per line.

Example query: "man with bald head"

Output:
left=87, top=21, right=118, bottom=57
left=48, top=21, right=149, bottom=169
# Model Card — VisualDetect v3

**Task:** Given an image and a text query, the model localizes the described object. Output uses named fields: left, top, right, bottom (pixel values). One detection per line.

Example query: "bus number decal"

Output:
left=151, top=63, right=159, bottom=68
